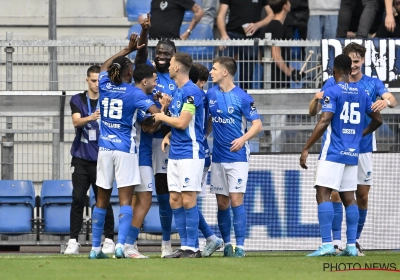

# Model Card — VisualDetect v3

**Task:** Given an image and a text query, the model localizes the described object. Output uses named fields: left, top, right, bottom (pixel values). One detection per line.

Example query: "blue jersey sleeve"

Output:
left=242, top=95, right=260, bottom=121
left=134, top=90, right=155, bottom=113
left=182, top=89, right=202, bottom=108
left=321, top=77, right=336, bottom=91
left=321, top=87, right=336, bottom=113
left=373, top=78, right=389, bottom=97
left=364, top=90, right=373, bottom=115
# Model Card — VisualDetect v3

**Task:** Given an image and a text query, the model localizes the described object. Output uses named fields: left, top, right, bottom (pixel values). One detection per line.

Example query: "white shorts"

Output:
left=314, top=160, right=357, bottom=192
left=96, top=150, right=141, bottom=189
left=135, top=166, right=155, bottom=193
left=210, top=162, right=249, bottom=196
left=357, top=152, right=373, bottom=186
left=167, top=158, right=204, bottom=193
left=199, top=166, right=210, bottom=197
left=152, top=138, right=169, bottom=174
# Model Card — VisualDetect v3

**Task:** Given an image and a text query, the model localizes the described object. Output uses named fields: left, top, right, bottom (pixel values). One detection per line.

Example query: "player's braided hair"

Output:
left=107, top=56, right=131, bottom=85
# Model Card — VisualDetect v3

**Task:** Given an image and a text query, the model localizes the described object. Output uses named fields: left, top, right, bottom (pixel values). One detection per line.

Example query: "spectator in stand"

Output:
left=385, top=0, right=397, bottom=33
left=217, top=0, right=274, bottom=89
left=284, top=0, right=309, bottom=42
left=149, top=0, right=204, bottom=40
left=199, top=0, right=218, bottom=29
left=336, top=0, right=379, bottom=39
left=305, top=0, right=340, bottom=86
left=376, top=0, right=400, bottom=37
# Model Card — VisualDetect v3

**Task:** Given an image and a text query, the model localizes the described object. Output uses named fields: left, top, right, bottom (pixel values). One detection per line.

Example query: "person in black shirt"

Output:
left=149, top=0, right=204, bottom=40
left=64, top=65, right=115, bottom=255
left=376, top=0, right=400, bottom=38
left=217, top=0, right=274, bottom=89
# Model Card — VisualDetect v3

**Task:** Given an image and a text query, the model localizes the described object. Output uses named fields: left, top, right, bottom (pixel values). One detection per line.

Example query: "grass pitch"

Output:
left=0, top=251, right=399, bottom=280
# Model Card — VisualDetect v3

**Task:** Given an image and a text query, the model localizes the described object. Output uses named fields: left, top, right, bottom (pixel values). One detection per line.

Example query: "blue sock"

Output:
left=92, top=207, right=107, bottom=247
left=157, top=194, right=172, bottom=242
left=172, top=207, right=187, bottom=247
left=332, top=202, right=343, bottom=241
left=218, top=207, right=231, bottom=244
left=346, top=204, right=359, bottom=244
left=356, top=208, right=368, bottom=240
left=117, top=205, right=133, bottom=245
left=318, top=202, right=334, bottom=243
left=198, top=209, right=213, bottom=239
left=232, top=205, right=246, bottom=246
left=125, top=225, right=140, bottom=245
left=185, top=206, right=199, bottom=249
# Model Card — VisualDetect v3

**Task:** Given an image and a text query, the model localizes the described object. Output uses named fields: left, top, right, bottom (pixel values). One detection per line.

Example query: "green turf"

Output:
left=0, top=251, right=399, bottom=280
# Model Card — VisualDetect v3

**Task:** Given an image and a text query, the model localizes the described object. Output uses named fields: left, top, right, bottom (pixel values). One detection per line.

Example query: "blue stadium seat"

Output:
left=179, top=23, right=214, bottom=59
left=0, top=180, right=35, bottom=235
left=183, top=0, right=203, bottom=22
left=126, top=0, right=151, bottom=22
left=40, top=180, right=73, bottom=234
left=90, top=182, right=119, bottom=233
left=142, top=191, right=178, bottom=234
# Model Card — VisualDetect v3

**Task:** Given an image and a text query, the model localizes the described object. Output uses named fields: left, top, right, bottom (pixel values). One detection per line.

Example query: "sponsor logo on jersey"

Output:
left=228, top=106, right=234, bottom=114
left=101, top=134, right=122, bottom=143
left=105, top=82, right=126, bottom=91
left=212, top=116, right=235, bottom=124
left=340, top=147, right=358, bottom=157
left=209, top=100, right=217, bottom=107
left=322, top=103, right=332, bottom=108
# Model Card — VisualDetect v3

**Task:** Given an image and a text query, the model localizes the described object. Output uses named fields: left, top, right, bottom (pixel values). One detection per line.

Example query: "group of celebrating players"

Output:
left=87, top=15, right=397, bottom=259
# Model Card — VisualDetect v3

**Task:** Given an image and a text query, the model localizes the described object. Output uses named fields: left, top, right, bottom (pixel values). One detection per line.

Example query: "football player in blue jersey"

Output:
left=301, top=54, right=383, bottom=257
left=308, top=42, right=397, bottom=255
left=207, top=57, right=262, bottom=257
left=89, top=34, right=169, bottom=259
left=189, top=64, right=224, bottom=257
left=153, top=52, right=206, bottom=258
left=134, top=17, right=178, bottom=257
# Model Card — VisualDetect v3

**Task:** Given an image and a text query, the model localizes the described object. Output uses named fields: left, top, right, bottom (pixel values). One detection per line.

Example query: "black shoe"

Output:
left=180, top=249, right=202, bottom=258
left=163, top=249, right=185, bottom=258
left=356, top=242, right=365, bottom=256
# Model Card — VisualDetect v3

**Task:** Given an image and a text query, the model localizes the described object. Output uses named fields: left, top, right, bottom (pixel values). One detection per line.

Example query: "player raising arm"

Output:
left=300, top=54, right=382, bottom=257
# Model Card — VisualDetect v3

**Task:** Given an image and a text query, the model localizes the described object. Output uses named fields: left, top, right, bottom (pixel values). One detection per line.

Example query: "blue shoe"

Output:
left=336, top=245, right=358, bottom=257
left=88, top=250, right=109, bottom=259
left=115, top=247, right=125, bottom=259
left=201, top=238, right=223, bottom=257
left=306, top=244, right=336, bottom=257
left=234, top=247, right=246, bottom=258
left=223, top=244, right=234, bottom=257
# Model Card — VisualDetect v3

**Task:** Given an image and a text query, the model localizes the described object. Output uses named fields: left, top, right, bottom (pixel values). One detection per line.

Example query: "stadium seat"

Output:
left=179, top=23, right=214, bottom=60
left=0, top=180, right=36, bottom=235
left=89, top=182, right=119, bottom=233
left=183, top=0, right=203, bottom=22
left=142, top=190, right=178, bottom=234
left=126, top=0, right=151, bottom=22
left=40, top=180, right=73, bottom=234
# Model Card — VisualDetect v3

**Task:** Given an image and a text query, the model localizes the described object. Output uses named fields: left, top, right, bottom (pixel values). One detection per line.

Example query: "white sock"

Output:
left=162, top=240, right=171, bottom=247
left=322, top=242, right=332, bottom=246
left=206, top=235, right=217, bottom=242
left=224, top=242, right=231, bottom=246
left=181, top=246, right=189, bottom=250
left=332, top=240, right=341, bottom=247
left=236, top=245, right=244, bottom=250
left=347, top=243, right=355, bottom=247
left=91, top=246, right=101, bottom=253
left=115, top=243, right=124, bottom=249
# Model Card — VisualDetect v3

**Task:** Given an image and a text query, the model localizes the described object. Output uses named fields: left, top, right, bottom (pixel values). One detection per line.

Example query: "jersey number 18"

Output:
left=340, top=101, right=360, bottom=124
left=102, top=98, right=123, bottom=119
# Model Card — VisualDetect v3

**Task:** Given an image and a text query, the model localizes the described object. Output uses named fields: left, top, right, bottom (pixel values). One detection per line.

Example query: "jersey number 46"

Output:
left=340, top=102, right=360, bottom=124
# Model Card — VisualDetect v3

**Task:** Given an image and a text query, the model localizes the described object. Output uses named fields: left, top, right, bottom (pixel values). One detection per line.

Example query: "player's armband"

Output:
left=182, top=103, right=195, bottom=114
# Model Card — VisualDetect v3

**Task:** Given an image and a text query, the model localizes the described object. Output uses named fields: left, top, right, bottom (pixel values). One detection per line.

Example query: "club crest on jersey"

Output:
left=228, top=106, right=234, bottom=114
left=148, top=183, right=153, bottom=189
left=160, top=1, right=168, bottom=10
left=187, top=96, right=194, bottom=104
left=176, top=101, right=181, bottom=108
left=324, top=96, right=330, bottom=104
left=169, top=84, right=175, bottom=90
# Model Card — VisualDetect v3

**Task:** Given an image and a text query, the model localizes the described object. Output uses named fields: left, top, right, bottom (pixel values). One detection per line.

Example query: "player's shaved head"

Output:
left=334, top=54, right=352, bottom=75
